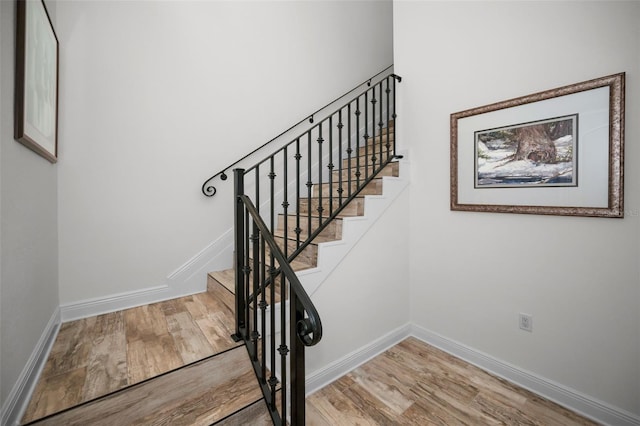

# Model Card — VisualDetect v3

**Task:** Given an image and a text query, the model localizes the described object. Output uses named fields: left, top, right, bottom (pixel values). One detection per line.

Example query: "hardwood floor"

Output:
left=22, top=276, right=241, bottom=423
left=26, top=346, right=263, bottom=426
left=307, top=337, right=599, bottom=426
left=24, top=273, right=599, bottom=425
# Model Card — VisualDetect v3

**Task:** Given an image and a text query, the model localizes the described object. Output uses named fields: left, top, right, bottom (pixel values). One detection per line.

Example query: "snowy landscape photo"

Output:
left=474, top=115, right=578, bottom=188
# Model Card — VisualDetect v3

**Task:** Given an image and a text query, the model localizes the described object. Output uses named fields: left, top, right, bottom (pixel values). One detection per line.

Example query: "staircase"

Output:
left=21, top=154, right=402, bottom=426
left=21, top=71, right=403, bottom=425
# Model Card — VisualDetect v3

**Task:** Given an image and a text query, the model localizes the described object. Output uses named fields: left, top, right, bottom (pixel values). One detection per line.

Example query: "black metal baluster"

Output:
left=279, top=275, right=288, bottom=422
left=244, top=204, right=251, bottom=355
left=290, top=292, right=305, bottom=425
left=253, top=164, right=265, bottom=380
left=347, top=103, right=353, bottom=198
left=250, top=166, right=260, bottom=362
left=328, top=116, right=334, bottom=217
left=268, top=252, right=277, bottom=410
left=268, top=155, right=278, bottom=413
left=295, top=138, right=302, bottom=250
left=317, top=124, right=324, bottom=225
left=266, top=158, right=277, bottom=408
left=281, top=148, right=290, bottom=422
left=393, top=75, right=398, bottom=157
left=378, top=81, right=384, bottom=172
left=371, top=84, right=377, bottom=176
left=337, top=109, right=344, bottom=205
left=233, top=169, right=246, bottom=342
left=364, top=90, right=369, bottom=181
left=251, top=218, right=260, bottom=362
left=269, top=157, right=276, bottom=235
left=260, top=233, right=267, bottom=384
left=283, top=147, right=289, bottom=258
left=355, top=97, right=361, bottom=187
left=385, top=76, right=391, bottom=161
left=306, top=132, right=312, bottom=241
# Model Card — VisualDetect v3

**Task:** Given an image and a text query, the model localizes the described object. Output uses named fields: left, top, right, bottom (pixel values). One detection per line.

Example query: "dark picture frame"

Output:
left=451, top=73, right=625, bottom=218
left=14, top=0, right=59, bottom=163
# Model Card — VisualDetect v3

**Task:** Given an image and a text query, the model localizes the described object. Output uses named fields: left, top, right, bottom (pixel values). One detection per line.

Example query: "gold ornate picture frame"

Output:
left=450, top=73, right=625, bottom=218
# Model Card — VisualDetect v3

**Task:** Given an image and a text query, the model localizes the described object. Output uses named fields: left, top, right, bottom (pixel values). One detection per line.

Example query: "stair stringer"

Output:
left=258, top=151, right=409, bottom=394
left=296, top=149, right=410, bottom=297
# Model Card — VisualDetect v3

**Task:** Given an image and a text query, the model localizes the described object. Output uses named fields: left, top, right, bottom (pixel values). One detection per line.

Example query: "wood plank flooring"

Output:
left=26, top=346, right=263, bottom=426
left=24, top=270, right=599, bottom=426
left=307, top=337, right=599, bottom=426
left=22, top=276, right=241, bottom=424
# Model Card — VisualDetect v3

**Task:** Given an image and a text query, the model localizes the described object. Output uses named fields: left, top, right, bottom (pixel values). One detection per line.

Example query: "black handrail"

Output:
left=238, top=194, right=322, bottom=346
left=231, top=71, right=402, bottom=425
left=201, top=64, right=398, bottom=197
left=243, top=73, right=401, bottom=272
left=235, top=177, right=322, bottom=426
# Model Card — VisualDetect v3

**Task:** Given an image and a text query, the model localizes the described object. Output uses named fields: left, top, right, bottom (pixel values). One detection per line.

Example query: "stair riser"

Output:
left=271, top=236, right=317, bottom=266
left=365, top=130, right=394, bottom=144
left=277, top=214, right=342, bottom=242
left=313, top=178, right=383, bottom=198
left=298, top=198, right=365, bottom=217
left=354, top=139, right=395, bottom=158
left=342, top=148, right=396, bottom=169
left=347, top=132, right=393, bottom=149
left=232, top=267, right=283, bottom=304
left=332, top=161, right=399, bottom=181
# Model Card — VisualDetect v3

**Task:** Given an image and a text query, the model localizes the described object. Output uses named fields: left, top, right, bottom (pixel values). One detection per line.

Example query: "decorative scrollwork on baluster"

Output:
left=296, top=316, right=322, bottom=346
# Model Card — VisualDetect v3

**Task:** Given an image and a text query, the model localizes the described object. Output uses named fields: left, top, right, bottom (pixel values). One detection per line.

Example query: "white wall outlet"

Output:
left=519, top=313, right=533, bottom=332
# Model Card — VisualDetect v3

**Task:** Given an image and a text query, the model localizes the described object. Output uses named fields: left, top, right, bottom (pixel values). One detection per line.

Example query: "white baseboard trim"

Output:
left=410, top=324, right=640, bottom=426
left=60, top=284, right=176, bottom=322
left=1, top=307, right=61, bottom=426
left=61, top=229, right=234, bottom=322
left=305, top=323, right=412, bottom=396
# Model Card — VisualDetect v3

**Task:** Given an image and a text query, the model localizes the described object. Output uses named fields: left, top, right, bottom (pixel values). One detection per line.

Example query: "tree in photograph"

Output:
left=512, top=125, right=557, bottom=163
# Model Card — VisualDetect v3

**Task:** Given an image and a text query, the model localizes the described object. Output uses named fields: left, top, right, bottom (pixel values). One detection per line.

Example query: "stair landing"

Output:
left=21, top=276, right=269, bottom=425
left=27, top=346, right=265, bottom=425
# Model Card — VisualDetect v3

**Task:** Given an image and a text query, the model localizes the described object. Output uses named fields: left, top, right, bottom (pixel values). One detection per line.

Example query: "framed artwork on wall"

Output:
left=14, top=0, right=59, bottom=163
left=450, top=73, right=625, bottom=218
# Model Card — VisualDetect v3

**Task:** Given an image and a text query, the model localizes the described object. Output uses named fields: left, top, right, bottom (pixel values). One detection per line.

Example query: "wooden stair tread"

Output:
left=22, top=279, right=243, bottom=424
left=26, top=346, right=262, bottom=426
left=274, top=229, right=337, bottom=244
left=215, top=399, right=273, bottom=425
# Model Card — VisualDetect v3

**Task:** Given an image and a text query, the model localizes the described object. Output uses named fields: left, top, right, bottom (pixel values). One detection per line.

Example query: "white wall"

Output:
left=307, top=188, right=411, bottom=380
left=55, top=1, right=394, bottom=305
left=395, top=0, right=639, bottom=418
left=1, top=0, right=60, bottom=414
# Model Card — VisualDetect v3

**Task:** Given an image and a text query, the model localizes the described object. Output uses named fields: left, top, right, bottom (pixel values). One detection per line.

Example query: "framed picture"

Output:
left=451, top=73, right=625, bottom=218
left=14, top=0, right=59, bottom=163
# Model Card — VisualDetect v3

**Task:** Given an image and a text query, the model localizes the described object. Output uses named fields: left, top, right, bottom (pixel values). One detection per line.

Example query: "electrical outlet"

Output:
left=519, top=313, right=533, bottom=332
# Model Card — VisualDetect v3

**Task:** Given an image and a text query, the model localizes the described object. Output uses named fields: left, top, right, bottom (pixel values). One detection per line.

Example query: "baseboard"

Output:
left=305, top=323, right=412, bottom=395
left=61, top=229, right=234, bottom=321
left=410, top=324, right=640, bottom=426
left=60, top=284, right=176, bottom=322
left=1, top=307, right=61, bottom=426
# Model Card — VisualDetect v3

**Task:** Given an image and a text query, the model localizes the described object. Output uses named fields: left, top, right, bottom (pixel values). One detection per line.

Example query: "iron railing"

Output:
left=201, top=65, right=399, bottom=198
left=232, top=72, right=401, bottom=425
